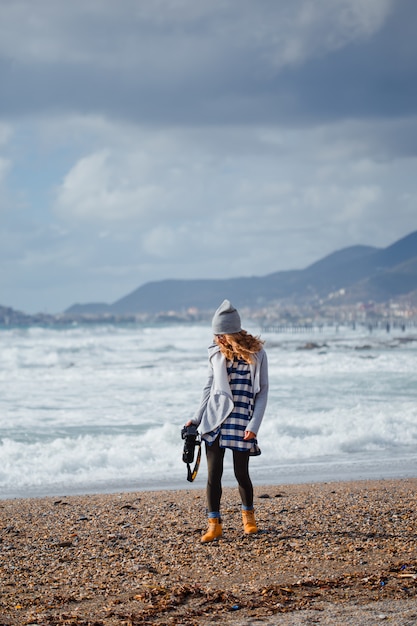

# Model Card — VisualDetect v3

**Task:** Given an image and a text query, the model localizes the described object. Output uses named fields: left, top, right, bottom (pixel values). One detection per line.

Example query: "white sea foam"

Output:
left=1, top=323, right=417, bottom=498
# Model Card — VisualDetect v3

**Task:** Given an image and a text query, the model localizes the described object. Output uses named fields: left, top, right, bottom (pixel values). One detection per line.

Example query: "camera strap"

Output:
left=186, top=439, right=201, bottom=482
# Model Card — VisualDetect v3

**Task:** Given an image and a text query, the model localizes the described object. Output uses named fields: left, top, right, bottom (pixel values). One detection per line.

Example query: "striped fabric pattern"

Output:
left=203, top=358, right=254, bottom=451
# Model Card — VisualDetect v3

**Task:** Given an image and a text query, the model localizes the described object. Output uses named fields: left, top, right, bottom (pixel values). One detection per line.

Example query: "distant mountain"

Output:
left=66, top=230, right=417, bottom=314
left=346, top=256, right=417, bottom=302
left=65, top=302, right=112, bottom=315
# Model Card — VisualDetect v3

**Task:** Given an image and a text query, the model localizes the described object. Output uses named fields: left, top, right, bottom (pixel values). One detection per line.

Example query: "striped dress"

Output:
left=203, top=357, right=254, bottom=451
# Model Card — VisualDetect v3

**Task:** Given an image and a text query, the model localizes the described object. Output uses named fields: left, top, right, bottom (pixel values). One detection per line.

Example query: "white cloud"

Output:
left=0, top=123, right=13, bottom=145
left=54, top=149, right=163, bottom=221
left=0, top=123, right=13, bottom=196
left=143, top=225, right=185, bottom=258
left=50, top=115, right=417, bottom=257
left=230, top=0, right=394, bottom=69
left=337, top=0, right=393, bottom=38
left=0, top=0, right=394, bottom=73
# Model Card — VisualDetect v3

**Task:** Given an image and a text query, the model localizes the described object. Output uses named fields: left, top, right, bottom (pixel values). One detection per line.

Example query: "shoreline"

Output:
left=1, top=478, right=417, bottom=625
left=3, top=448, right=417, bottom=501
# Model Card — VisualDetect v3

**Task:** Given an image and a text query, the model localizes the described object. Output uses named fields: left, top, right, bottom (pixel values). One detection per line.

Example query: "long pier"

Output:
left=261, top=321, right=417, bottom=333
left=261, top=324, right=319, bottom=333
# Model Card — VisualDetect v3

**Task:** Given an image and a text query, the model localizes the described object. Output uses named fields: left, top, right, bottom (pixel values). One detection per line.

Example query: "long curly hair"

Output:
left=214, top=330, right=264, bottom=364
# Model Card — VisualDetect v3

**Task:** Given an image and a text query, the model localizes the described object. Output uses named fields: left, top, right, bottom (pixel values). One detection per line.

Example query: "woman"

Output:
left=186, top=299, right=268, bottom=542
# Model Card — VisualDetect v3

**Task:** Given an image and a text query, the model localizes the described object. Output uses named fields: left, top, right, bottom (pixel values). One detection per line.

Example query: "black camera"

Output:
left=181, top=424, right=199, bottom=464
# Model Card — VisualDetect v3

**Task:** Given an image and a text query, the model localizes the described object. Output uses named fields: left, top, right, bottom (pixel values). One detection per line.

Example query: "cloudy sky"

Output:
left=1, top=0, right=416, bottom=313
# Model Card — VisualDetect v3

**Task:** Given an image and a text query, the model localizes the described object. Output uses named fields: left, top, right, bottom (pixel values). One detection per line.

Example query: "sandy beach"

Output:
left=1, top=478, right=417, bottom=625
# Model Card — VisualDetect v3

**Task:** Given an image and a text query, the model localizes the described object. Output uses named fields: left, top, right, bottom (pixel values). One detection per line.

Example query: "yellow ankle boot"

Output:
left=242, top=509, right=258, bottom=534
left=201, top=517, right=222, bottom=543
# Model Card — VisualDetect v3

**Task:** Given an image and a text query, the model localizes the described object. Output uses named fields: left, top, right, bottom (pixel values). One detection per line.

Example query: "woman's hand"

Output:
left=243, top=430, right=256, bottom=441
left=184, top=420, right=193, bottom=427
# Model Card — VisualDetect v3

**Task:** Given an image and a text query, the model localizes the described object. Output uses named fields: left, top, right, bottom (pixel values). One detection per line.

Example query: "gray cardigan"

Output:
left=192, top=344, right=268, bottom=437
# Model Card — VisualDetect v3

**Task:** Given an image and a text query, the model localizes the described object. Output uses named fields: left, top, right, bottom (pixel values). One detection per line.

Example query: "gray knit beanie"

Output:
left=212, top=299, right=241, bottom=335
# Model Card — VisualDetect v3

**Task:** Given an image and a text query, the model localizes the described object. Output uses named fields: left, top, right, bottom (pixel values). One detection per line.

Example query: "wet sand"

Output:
left=1, top=479, right=417, bottom=625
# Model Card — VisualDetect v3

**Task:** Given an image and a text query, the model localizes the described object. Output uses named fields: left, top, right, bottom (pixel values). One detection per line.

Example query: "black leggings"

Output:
left=205, top=435, right=253, bottom=513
